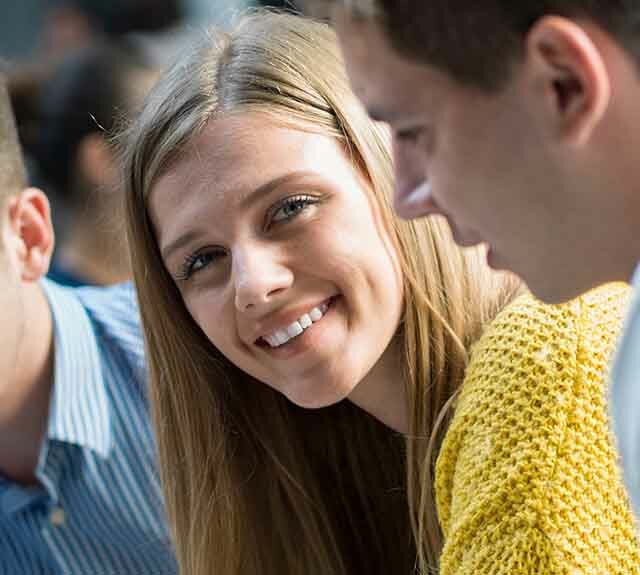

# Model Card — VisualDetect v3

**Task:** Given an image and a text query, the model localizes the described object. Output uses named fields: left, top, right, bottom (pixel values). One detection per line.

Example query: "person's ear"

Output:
left=524, top=16, right=611, bottom=146
left=76, top=132, right=116, bottom=188
left=6, top=188, right=55, bottom=282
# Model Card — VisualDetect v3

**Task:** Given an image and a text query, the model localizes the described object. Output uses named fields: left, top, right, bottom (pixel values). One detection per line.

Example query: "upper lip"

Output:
left=247, top=297, right=334, bottom=345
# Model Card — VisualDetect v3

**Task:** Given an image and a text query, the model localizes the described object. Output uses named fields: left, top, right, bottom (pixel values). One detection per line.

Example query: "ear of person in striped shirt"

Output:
left=0, top=73, right=177, bottom=574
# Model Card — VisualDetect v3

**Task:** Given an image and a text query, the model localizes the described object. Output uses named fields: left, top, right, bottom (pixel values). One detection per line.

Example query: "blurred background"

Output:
left=1, top=0, right=300, bottom=286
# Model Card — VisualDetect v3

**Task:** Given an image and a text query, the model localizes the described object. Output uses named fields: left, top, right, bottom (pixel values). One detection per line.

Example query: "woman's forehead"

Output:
left=160, top=115, right=347, bottom=194
left=148, top=115, right=358, bottom=245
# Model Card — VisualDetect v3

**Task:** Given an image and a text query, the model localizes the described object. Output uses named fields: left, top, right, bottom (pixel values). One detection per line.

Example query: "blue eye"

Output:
left=177, top=248, right=225, bottom=281
left=270, top=195, right=317, bottom=225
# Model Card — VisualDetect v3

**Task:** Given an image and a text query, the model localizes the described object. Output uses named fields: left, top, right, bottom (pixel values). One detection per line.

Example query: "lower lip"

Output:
left=259, top=297, right=340, bottom=360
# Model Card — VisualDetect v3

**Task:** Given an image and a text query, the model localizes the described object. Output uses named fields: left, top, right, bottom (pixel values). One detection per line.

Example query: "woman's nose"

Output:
left=233, top=246, right=294, bottom=313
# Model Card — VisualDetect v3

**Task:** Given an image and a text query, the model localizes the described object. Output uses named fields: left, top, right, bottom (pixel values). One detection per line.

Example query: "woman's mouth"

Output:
left=256, top=297, right=336, bottom=349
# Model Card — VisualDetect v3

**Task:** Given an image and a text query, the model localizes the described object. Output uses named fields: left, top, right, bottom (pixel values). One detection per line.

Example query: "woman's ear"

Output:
left=524, top=16, right=611, bottom=146
left=6, top=188, right=55, bottom=282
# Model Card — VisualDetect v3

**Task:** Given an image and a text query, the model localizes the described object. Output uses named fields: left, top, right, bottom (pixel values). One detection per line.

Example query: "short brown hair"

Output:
left=0, top=70, right=27, bottom=209
left=313, top=1, right=640, bottom=90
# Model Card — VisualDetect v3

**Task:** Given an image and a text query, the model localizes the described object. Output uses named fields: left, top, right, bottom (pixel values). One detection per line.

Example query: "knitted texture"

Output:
left=435, top=284, right=640, bottom=575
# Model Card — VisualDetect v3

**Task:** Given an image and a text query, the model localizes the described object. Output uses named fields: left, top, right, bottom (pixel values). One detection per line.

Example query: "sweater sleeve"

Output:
left=435, top=285, right=640, bottom=575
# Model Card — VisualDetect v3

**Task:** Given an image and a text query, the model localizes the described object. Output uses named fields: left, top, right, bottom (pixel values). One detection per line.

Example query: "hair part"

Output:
left=311, top=0, right=640, bottom=90
left=121, top=11, right=520, bottom=574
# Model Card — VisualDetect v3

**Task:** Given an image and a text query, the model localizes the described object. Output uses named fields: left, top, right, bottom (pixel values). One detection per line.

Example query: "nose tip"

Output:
left=235, top=285, right=288, bottom=314
left=233, top=257, right=293, bottom=313
left=234, top=279, right=262, bottom=312
left=234, top=283, right=265, bottom=311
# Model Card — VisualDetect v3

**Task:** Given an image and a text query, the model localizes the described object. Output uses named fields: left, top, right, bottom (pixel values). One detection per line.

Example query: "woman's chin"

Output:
left=283, top=379, right=355, bottom=410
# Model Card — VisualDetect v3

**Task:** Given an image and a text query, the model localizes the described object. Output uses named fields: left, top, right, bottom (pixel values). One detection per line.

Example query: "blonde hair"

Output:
left=122, top=11, right=519, bottom=574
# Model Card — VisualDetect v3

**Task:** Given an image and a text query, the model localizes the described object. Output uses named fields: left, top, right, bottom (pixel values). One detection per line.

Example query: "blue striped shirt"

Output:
left=0, top=280, right=177, bottom=575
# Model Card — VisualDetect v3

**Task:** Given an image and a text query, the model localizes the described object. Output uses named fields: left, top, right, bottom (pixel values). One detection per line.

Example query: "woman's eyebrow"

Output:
left=238, top=169, right=319, bottom=211
left=161, top=229, right=205, bottom=263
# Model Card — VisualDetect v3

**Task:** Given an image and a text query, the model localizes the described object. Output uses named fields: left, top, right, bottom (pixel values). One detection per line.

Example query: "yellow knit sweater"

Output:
left=435, top=284, right=640, bottom=574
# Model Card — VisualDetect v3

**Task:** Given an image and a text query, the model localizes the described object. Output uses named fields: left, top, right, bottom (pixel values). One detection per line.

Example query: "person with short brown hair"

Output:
left=308, top=0, right=640, bottom=521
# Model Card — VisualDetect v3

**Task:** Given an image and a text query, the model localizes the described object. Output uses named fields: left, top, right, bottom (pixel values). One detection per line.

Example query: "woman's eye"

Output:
left=269, top=195, right=317, bottom=225
left=177, top=248, right=225, bottom=281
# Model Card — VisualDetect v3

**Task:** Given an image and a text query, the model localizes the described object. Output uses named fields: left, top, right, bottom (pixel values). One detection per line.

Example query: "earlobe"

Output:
left=8, top=188, right=55, bottom=282
left=526, top=16, right=611, bottom=146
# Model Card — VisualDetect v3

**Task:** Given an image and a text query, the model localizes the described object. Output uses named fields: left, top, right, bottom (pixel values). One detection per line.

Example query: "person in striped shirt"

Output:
left=0, top=73, right=176, bottom=574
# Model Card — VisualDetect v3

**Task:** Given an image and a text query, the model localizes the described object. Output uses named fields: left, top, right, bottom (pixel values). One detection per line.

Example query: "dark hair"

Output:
left=53, top=0, right=184, bottom=37
left=327, top=1, right=640, bottom=90
left=33, top=40, right=152, bottom=204
left=0, top=70, right=27, bottom=208
left=256, top=0, right=300, bottom=11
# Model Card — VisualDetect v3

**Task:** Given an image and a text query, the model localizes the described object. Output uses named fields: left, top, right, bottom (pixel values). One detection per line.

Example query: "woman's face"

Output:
left=149, top=113, right=404, bottom=408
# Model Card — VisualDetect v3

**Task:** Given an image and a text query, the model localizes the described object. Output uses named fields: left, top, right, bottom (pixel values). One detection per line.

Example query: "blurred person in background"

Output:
left=7, top=0, right=184, bottom=146
left=6, top=0, right=187, bottom=280
left=41, top=0, right=185, bottom=58
left=31, top=40, right=159, bottom=286
left=0, top=73, right=176, bottom=574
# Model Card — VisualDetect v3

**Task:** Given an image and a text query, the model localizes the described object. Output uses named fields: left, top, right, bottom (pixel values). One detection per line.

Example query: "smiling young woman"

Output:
left=120, top=11, right=640, bottom=575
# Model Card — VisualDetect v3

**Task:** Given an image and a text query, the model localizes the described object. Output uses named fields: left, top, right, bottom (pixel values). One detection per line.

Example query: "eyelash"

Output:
left=266, top=194, right=318, bottom=228
left=175, top=247, right=226, bottom=282
left=175, top=194, right=319, bottom=282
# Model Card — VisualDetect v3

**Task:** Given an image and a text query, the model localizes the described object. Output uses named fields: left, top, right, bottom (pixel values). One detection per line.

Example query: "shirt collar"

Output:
left=41, top=279, right=111, bottom=458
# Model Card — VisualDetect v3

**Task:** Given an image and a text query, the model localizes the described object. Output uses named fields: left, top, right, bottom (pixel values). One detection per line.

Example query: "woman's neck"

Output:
left=348, top=335, right=408, bottom=434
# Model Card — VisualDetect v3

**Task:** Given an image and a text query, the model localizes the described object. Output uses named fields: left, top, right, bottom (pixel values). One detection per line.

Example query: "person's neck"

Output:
left=348, top=335, right=408, bottom=434
left=0, top=283, right=54, bottom=485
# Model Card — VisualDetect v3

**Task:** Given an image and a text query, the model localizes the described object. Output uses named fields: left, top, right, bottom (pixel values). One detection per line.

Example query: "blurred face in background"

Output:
left=150, top=113, right=404, bottom=409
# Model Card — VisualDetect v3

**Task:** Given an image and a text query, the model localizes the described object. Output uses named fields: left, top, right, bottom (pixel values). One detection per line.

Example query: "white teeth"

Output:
left=264, top=334, right=278, bottom=347
left=262, top=301, right=331, bottom=348
left=309, top=307, right=322, bottom=322
left=274, top=330, right=289, bottom=345
left=286, top=322, right=304, bottom=338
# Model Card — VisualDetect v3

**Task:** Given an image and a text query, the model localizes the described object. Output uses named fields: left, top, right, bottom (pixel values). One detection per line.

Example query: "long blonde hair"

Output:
left=122, top=11, right=519, bottom=574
